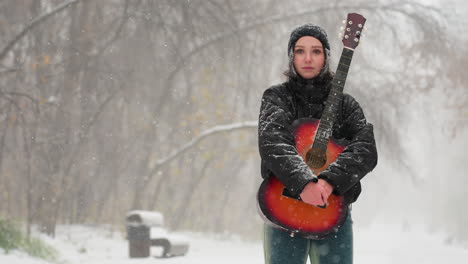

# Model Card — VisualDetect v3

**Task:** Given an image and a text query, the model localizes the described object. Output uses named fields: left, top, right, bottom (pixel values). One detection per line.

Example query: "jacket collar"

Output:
left=287, top=76, right=331, bottom=104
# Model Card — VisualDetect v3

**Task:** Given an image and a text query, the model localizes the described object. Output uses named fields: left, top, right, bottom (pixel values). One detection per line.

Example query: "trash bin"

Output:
left=126, top=210, right=163, bottom=258
left=127, top=224, right=150, bottom=258
left=126, top=210, right=189, bottom=258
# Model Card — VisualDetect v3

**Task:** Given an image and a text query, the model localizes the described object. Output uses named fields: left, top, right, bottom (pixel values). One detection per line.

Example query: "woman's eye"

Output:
left=295, top=49, right=304, bottom=54
left=313, top=49, right=322, bottom=54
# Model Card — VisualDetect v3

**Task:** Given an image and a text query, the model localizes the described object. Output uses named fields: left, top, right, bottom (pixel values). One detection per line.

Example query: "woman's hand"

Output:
left=299, top=179, right=333, bottom=207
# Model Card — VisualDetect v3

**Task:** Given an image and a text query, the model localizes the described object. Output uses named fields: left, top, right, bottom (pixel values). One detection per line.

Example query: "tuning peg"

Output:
left=359, top=35, right=367, bottom=45
left=342, top=19, right=347, bottom=24
left=363, top=24, right=369, bottom=31
left=359, top=38, right=365, bottom=46
left=337, top=26, right=344, bottom=38
left=361, top=27, right=369, bottom=39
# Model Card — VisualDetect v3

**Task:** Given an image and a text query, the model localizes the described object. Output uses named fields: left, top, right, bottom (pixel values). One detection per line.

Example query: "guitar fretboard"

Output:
left=312, top=48, right=354, bottom=150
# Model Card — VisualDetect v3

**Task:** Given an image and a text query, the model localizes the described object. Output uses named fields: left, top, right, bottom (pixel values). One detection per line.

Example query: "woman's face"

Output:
left=293, top=36, right=325, bottom=79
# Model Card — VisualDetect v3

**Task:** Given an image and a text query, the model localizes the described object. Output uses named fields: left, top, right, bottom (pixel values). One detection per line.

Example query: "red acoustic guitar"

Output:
left=257, top=13, right=366, bottom=239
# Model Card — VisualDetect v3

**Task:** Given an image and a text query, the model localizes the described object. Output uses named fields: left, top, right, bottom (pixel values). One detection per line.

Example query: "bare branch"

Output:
left=0, top=0, right=82, bottom=62
left=62, top=89, right=120, bottom=180
left=149, top=121, right=258, bottom=176
left=92, top=0, right=131, bottom=57
left=0, top=68, right=17, bottom=76
left=1, top=91, right=40, bottom=114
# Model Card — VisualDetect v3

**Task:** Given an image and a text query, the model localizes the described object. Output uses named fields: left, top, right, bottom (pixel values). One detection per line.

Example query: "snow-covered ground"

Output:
left=2, top=222, right=468, bottom=264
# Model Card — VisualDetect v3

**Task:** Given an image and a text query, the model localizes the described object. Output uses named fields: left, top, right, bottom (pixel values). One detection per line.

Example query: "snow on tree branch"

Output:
left=149, top=121, right=258, bottom=175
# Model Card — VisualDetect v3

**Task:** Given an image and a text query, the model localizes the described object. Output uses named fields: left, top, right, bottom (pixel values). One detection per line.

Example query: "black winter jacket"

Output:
left=258, top=79, right=378, bottom=204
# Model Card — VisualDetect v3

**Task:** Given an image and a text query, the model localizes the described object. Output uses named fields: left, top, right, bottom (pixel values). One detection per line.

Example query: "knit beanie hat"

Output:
left=288, top=24, right=330, bottom=56
left=286, top=23, right=331, bottom=82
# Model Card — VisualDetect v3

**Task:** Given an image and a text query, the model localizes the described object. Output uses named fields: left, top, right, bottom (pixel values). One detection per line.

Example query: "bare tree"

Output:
left=0, top=0, right=466, bottom=242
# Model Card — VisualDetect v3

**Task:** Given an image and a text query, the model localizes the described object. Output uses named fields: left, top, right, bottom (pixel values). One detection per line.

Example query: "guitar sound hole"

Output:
left=305, top=148, right=327, bottom=169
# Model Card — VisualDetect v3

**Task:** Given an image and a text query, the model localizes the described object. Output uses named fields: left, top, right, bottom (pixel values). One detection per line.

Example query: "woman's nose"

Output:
left=305, top=52, right=312, bottom=62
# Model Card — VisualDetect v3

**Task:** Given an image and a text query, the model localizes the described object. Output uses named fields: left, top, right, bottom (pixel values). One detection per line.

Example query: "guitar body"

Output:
left=257, top=118, right=349, bottom=239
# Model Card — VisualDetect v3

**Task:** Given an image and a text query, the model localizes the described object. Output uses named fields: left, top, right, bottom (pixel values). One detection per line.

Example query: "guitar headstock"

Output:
left=341, top=13, right=366, bottom=50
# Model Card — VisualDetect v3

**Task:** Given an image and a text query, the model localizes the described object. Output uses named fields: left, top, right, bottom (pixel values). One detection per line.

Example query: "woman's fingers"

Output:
left=300, top=182, right=328, bottom=206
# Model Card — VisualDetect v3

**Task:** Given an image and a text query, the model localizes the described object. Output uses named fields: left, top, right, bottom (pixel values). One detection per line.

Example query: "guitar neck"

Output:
left=312, top=48, right=354, bottom=150
left=332, top=47, right=354, bottom=95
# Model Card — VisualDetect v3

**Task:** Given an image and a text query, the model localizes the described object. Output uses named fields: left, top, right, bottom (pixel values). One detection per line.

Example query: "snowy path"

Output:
left=2, top=223, right=468, bottom=264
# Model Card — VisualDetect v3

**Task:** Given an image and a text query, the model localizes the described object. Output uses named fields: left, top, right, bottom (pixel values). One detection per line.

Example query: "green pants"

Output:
left=263, top=214, right=353, bottom=264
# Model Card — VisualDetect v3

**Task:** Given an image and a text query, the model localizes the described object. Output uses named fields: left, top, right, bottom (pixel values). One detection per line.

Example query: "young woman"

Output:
left=258, top=23, right=378, bottom=264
